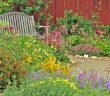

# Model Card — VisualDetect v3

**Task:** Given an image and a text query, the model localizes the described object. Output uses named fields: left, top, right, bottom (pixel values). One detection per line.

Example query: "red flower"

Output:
left=0, top=77, right=2, bottom=80
left=96, top=29, right=103, bottom=35
left=7, top=72, right=11, bottom=77
left=24, top=70, right=28, bottom=75
left=0, top=60, right=2, bottom=64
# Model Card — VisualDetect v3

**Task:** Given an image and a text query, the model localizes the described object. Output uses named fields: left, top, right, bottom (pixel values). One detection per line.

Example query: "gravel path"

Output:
left=0, top=93, right=4, bottom=96
left=68, top=55, right=110, bottom=79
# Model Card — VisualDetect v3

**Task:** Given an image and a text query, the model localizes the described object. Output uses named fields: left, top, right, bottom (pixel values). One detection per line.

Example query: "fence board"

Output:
left=33, top=0, right=110, bottom=25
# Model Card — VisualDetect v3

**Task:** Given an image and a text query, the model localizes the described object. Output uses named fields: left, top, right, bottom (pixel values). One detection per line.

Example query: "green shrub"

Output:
left=4, top=74, right=110, bottom=96
left=65, top=35, right=83, bottom=46
left=96, top=38, right=110, bottom=56
left=58, top=10, right=94, bottom=36
left=4, top=77, right=76, bottom=96
left=0, top=2, right=12, bottom=14
left=98, top=25, right=110, bottom=35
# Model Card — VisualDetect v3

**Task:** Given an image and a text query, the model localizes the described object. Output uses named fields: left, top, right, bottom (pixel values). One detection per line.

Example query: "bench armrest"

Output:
left=34, top=26, right=50, bottom=28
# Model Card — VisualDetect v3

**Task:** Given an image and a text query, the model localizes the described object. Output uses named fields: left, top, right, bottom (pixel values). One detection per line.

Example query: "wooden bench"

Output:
left=0, top=12, right=50, bottom=36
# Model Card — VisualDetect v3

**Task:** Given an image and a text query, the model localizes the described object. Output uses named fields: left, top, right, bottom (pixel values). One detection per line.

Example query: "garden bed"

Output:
left=0, top=34, right=110, bottom=96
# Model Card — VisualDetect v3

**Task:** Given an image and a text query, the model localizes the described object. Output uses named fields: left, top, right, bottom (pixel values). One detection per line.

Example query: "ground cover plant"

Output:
left=4, top=71, right=110, bottom=96
left=58, top=10, right=110, bottom=57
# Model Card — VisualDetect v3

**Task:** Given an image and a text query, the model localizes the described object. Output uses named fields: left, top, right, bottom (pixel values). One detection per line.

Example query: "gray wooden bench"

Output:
left=0, top=12, right=50, bottom=36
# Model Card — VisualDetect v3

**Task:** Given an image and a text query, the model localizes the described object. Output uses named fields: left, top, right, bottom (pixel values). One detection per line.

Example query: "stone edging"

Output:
left=75, top=55, right=110, bottom=59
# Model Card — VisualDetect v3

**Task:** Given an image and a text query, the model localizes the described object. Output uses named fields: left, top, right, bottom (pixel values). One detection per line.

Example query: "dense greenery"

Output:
left=4, top=77, right=76, bottom=96
left=0, top=33, right=70, bottom=91
left=58, top=10, right=110, bottom=57
left=4, top=73, right=110, bottom=96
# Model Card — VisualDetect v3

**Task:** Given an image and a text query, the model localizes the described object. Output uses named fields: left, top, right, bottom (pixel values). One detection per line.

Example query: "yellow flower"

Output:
left=62, top=79, right=69, bottom=84
left=61, top=66, right=70, bottom=75
left=49, top=77, right=53, bottom=80
left=70, top=83, right=76, bottom=89
left=26, top=56, right=32, bottom=63
left=49, top=77, right=76, bottom=90
left=56, top=77, right=61, bottom=81
left=25, top=42, right=31, bottom=48
left=42, top=56, right=71, bottom=75
left=44, top=50, right=49, bottom=56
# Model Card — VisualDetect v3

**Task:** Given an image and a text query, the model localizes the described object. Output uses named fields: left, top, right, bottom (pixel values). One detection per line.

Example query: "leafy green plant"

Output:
left=58, top=10, right=94, bottom=36
left=65, top=35, right=83, bottom=46
left=24, top=7, right=34, bottom=15
left=96, top=38, right=110, bottom=56
left=8, top=0, right=27, bottom=12
left=24, top=0, right=53, bottom=24
left=4, top=77, right=76, bottom=96
left=98, top=25, right=110, bottom=35
left=58, top=10, right=80, bottom=33
left=4, top=73, right=110, bottom=96
left=0, top=21, right=9, bottom=28
left=0, top=1, right=11, bottom=14
left=58, top=10, right=110, bottom=57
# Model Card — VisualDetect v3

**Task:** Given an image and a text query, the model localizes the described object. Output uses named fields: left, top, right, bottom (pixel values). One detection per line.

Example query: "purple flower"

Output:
left=92, top=81, right=97, bottom=88
left=28, top=71, right=38, bottom=80
left=105, top=80, right=110, bottom=90
left=77, top=72, right=85, bottom=80
left=80, top=81, right=86, bottom=88
left=98, top=78, right=103, bottom=89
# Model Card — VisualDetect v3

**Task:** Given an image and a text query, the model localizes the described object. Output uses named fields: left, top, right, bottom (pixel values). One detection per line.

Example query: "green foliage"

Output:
left=65, top=35, right=83, bottom=46
left=64, top=33, right=110, bottom=56
left=0, top=1, right=11, bottom=14
left=24, top=7, right=34, bottom=15
left=54, top=51, right=70, bottom=64
left=0, top=32, right=70, bottom=91
left=98, top=25, right=110, bottom=34
left=4, top=77, right=76, bottom=96
left=8, top=0, right=27, bottom=5
left=0, top=21, right=9, bottom=27
left=58, top=10, right=94, bottom=36
left=58, top=10, right=110, bottom=57
left=4, top=75, right=110, bottom=96
left=58, top=10, right=75, bottom=30
left=96, top=38, right=110, bottom=56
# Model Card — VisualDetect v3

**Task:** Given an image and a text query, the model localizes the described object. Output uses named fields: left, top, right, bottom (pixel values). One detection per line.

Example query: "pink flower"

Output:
left=96, top=29, right=103, bottom=35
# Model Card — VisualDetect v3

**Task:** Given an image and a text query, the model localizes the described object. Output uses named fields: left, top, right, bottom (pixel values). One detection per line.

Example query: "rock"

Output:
left=75, top=55, right=83, bottom=58
left=75, top=55, right=80, bottom=57
left=84, top=55, right=89, bottom=58
left=91, top=56, right=98, bottom=59
left=70, top=60, right=76, bottom=64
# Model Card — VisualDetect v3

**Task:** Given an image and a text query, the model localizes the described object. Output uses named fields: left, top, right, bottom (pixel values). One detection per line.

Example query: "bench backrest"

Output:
left=0, top=12, right=36, bottom=35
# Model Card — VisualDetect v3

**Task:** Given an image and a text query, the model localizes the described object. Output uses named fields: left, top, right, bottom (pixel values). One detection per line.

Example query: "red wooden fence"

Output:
left=47, top=0, right=110, bottom=25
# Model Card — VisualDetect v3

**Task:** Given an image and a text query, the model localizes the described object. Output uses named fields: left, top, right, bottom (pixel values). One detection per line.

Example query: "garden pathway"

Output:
left=69, top=55, right=110, bottom=79
left=0, top=93, right=3, bottom=96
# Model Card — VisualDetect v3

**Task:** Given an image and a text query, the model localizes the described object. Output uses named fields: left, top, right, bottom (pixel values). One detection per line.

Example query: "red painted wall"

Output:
left=47, top=0, right=110, bottom=25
